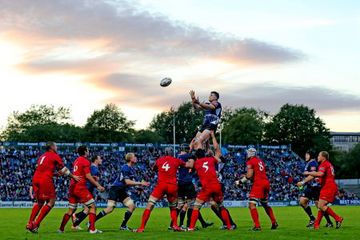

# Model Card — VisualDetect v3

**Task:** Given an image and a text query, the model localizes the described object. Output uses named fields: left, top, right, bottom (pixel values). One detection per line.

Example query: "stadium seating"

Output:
left=0, top=145, right=358, bottom=202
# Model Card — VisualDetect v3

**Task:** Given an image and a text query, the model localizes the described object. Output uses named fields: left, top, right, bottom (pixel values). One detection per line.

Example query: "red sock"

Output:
left=139, top=209, right=151, bottom=230
left=189, top=209, right=199, bottom=229
left=35, top=205, right=52, bottom=226
left=29, top=203, right=43, bottom=223
left=220, top=207, right=232, bottom=229
left=314, top=210, right=324, bottom=226
left=264, top=206, right=276, bottom=224
left=326, top=207, right=341, bottom=222
left=89, top=213, right=96, bottom=231
left=250, top=208, right=260, bottom=228
left=59, top=213, right=71, bottom=231
left=170, top=208, right=179, bottom=228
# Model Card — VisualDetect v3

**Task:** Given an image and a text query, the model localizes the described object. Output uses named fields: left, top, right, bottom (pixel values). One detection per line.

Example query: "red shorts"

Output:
left=151, top=183, right=178, bottom=203
left=68, top=185, right=94, bottom=206
left=32, top=178, right=56, bottom=201
left=197, top=183, right=223, bottom=203
left=319, top=185, right=338, bottom=203
left=250, top=181, right=270, bottom=200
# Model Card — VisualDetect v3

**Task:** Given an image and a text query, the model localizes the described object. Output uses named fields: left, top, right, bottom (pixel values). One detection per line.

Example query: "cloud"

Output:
left=225, top=85, right=360, bottom=114
left=0, top=0, right=304, bottom=68
left=97, top=73, right=360, bottom=114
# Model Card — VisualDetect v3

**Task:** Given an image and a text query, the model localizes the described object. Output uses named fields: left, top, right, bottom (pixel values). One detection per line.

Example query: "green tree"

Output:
left=84, top=103, right=135, bottom=142
left=333, top=143, right=360, bottom=178
left=264, top=104, right=331, bottom=155
left=222, top=108, right=267, bottom=144
left=149, top=102, right=203, bottom=143
left=133, top=129, right=164, bottom=143
left=1, top=105, right=76, bottom=141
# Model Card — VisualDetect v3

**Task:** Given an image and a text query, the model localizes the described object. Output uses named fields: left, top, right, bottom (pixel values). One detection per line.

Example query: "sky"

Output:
left=0, top=0, right=359, bottom=131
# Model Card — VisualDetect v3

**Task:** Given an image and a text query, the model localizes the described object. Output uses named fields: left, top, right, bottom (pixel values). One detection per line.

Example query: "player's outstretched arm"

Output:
left=86, top=173, right=105, bottom=192
left=211, top=132, right=222, bottom=162
left=297, top=175, right=314, bottom=187
left=125, top=179, right=150, bottom=187
left=306, top=171, right=325, bottom=178
left=185, top=159, right=195, bottom=168
left=190, top=90, right=202, bottom=110
left=59, top=166, right=81, bottom=182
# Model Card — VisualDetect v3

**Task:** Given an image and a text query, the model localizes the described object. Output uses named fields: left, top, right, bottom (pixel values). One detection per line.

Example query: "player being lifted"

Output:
left=297, top=150, right=333, bottom=228
left=297, top=151, right=343, bottom=229
left=94, top=153, right=150, bottom=230
left=135, top=148, right=186, bottom=232
left=26, top=142, right=80, bottom=233
left=189, top=90, right=222, bottom=151
left=187, top=132, right=233, bottom=231
left=237, top=148, right=278, bottom=231
left=58, top=146, right=105, bottom=234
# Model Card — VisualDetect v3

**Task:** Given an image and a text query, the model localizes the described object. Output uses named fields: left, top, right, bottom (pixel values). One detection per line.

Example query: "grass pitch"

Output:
left=0, top=206, right=359, bottom=240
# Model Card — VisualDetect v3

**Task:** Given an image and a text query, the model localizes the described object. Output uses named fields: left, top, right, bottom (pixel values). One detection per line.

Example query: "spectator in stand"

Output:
left=0, top=145, right=358, bottom=202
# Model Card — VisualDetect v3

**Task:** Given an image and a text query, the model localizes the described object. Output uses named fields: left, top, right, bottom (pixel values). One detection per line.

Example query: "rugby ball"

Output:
left=160, top=77, right=172, bottom=87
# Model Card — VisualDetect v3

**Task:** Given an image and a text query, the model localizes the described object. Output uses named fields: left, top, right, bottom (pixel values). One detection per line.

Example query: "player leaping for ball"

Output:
left=189, top=90, right=222, bottom=151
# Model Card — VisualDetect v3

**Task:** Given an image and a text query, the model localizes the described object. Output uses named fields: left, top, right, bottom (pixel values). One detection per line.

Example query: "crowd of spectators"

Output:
left=0, top=145, right=358, bottom=203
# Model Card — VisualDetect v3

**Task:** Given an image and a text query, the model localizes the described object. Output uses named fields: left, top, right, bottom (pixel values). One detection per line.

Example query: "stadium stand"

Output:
left=0, top=143, right=358, bottom=202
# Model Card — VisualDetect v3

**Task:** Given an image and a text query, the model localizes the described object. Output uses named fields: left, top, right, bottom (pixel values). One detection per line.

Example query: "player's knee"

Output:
left=128, top=203, right=136, bottom=212
left=47, top=199, right=55, bottom=207
left=105, top=206, right=115, bottom=213
left=169, top=201, right=177, bottom=208
left=193, top=201, right=203, bottom=210
left=248, top=202, right=257, bottom=209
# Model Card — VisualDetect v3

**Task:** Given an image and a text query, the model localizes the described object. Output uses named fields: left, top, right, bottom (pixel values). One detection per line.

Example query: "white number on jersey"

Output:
left=202, top=161, right=209, bottom=173
left=39, top=156, right=46, bottom=165
left=330, top=166, right=335, bottom=176
left=162, top=162, right=170, bottom=172
left=258, top=162, right=264, bottom=171
left=73, top=165, right=78, bottom=173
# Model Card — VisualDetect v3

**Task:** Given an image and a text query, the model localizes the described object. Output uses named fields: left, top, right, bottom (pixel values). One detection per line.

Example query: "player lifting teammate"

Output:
left=298, top=151, right=343, bottom=229
left=135, top=148, right=186, bottom=232
left=26, top=142, right=80, bottom=233
left=237, top=148, right=278, bottom=231
left=169, top=145, right=213, bottom=230
left=189, top=90, right=222, bottom=151
left=187, top=132, right=233, bottom=231
left=95, top=153, right=150, bottom=230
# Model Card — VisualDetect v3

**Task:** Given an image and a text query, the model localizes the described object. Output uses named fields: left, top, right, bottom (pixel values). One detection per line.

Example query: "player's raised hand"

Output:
left=141, top=181, right=150, bottom=187
left=296, top=181, right=304, bottom=187
left=97, top=185, right=105, bottom=192
left=189, top=90, right=196, bottom=99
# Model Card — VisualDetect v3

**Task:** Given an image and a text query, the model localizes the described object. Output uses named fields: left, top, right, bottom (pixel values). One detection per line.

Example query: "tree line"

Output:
left=0, top=102, right=359, bottom=178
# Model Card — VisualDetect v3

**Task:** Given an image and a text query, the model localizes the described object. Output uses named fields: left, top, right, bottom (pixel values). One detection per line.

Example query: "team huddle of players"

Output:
left=25, top=90, right=343, bottom=234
